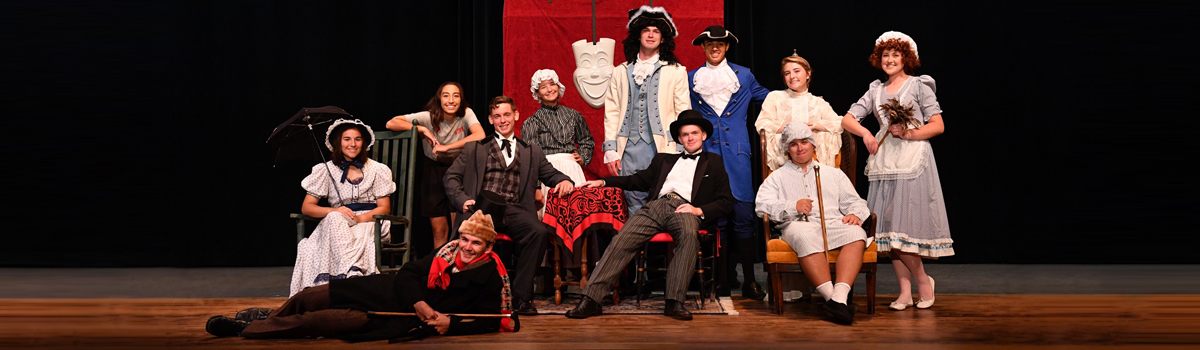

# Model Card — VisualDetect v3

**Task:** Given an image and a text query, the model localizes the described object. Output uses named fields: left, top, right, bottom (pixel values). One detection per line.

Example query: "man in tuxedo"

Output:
left=566, top=110, right=733, bottom=321
left=445, top=95, right=576, bottom=316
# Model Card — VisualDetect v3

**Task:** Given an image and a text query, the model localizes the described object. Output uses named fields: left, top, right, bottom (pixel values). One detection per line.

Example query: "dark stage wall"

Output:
left=7, top=1, right=1191, bottom=267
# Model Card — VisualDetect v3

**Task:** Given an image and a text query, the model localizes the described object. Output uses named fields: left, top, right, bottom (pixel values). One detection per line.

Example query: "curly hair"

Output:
left=424, top=81, right=469, bottom=134
left=869, top=38, right=921, bottom=75
left=622, top=27, right=679, bottom=65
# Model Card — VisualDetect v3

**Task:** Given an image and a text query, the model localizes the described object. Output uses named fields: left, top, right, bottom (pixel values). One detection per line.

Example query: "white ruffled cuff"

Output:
left=603, top=150, right=621, bottom=164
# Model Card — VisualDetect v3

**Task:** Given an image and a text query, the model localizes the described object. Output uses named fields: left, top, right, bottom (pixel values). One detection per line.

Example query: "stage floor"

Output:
left=1, top=295, right=1198, bottom=349
left=2, top=265, right=1198, bottom=348
left=3, top=264, right=1198, bottom=298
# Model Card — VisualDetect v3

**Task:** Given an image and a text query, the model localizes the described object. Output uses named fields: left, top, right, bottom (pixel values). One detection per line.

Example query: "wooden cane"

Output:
left=814, top=165, right=829, bottom=254
left=367, top=311, right=513, bottom=318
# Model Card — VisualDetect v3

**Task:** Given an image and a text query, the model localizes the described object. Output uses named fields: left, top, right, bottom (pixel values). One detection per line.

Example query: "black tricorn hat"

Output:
left=692, top=25, right=738, bottom=46
left=669, top=110, right=713, bottom=143
left=627, top=6, right=678, bottom=38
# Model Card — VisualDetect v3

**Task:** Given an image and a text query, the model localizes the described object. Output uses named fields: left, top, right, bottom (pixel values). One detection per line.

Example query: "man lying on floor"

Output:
left=205, top=210, right=517, bottom=342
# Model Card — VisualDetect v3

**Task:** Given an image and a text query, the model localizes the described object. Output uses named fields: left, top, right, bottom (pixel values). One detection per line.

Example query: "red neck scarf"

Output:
left=428, top=249, right=501, bottom=290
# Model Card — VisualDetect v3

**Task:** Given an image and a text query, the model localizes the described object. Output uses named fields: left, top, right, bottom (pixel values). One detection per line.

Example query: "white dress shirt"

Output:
left=495, top=133, right=519, bottom=167
left=658, top=150, right=703, bottom=202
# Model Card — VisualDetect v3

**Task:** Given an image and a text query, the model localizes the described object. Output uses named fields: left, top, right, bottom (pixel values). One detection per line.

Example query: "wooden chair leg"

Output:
left=696, top=249, right=705, bottom=310
left=636, top=244, right=646, bottom=307
left=866, top=265, right=877, bottom=315
left=769, top=264, right=784, bottom=314
left=553, top=242, right=563, bottom=305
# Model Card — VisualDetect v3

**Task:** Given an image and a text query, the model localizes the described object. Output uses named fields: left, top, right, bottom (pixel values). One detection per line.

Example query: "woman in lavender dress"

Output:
left=840, top=31, right=953, bottom=311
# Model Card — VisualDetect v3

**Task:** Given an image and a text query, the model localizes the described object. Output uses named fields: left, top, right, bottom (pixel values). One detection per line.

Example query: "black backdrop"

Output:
left=6, top=1, right=1193, bottom=267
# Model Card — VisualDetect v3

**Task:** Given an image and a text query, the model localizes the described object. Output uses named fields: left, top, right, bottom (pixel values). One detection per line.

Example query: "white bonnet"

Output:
left=324, top=118, right=375, bottom=151
left=530, top=69, right=567, bottom=102
left=876, top=31, right=918, bottom=58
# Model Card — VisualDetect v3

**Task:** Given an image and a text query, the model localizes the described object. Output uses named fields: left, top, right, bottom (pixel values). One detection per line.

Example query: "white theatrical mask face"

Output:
left=572, top=38, right=616, bottom=109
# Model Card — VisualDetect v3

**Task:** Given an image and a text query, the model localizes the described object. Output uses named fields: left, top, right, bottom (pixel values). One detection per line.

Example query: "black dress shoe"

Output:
left=821, top=299, right=856, bottom=325
left=206, top=315, right=249, bottom=337
left=565, top=296, right=602, bottom=319
left=516, top=300, right=538, bottom=316
left=663, top=299, right=693, bottom=321
left=234, top=308, right=272, bottom=322
left=741, top=281, right=766, bottom=301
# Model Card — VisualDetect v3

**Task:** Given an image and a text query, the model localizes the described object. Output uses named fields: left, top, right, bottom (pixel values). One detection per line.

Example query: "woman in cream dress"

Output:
left=755, top=53, right=843, bottom=171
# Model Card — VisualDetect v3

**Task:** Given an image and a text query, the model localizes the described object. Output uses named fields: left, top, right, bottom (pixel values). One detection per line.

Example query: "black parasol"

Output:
left=266, top=106, right=355, bottom=203
left=266, top=106, right=353, bottom=165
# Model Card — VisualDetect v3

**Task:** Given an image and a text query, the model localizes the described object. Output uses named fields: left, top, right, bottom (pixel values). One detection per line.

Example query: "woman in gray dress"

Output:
left=840, top=31, right=953, bottom=311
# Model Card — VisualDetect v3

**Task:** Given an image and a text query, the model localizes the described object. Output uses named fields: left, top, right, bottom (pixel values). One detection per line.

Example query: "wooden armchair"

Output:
left=759, top=130, right=878, bottom=315
left=290, top=130, right=419, bottom=273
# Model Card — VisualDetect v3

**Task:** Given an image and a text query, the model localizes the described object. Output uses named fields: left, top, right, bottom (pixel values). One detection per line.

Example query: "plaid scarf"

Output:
left=426, top=240, right=515, bottom=332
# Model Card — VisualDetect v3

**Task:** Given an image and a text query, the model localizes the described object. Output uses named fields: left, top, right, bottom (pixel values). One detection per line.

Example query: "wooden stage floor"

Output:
left=2, top=294, right=1197, bottom=349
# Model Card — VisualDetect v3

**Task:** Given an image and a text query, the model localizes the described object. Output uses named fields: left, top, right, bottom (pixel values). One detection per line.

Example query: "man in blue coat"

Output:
left=687, top=25, right=770, bottom=300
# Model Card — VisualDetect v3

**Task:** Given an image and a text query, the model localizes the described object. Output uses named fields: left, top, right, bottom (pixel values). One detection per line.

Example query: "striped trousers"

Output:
left=584, top=196, right=700, bottom=302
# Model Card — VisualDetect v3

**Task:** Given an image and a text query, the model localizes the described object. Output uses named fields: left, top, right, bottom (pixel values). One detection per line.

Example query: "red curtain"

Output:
left=504, top=0, right=723, bottom=179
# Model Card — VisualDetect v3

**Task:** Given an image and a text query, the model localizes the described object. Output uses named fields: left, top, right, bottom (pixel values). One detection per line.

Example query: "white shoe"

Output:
left=783, top=290, right=803, bottom=302
left=889, top=297, right=913, bottom=311
left=915, top=276, right=935, bottom=309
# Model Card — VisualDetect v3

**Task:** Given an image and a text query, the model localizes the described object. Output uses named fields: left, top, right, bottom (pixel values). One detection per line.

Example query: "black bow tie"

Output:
left=500, top=139, right=512, bottom=158
left=680, top=153, right=700, bottom=160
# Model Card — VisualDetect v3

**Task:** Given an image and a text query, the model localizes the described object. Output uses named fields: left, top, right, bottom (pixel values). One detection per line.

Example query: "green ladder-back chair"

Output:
left=289, top=130, right=419, bottom=273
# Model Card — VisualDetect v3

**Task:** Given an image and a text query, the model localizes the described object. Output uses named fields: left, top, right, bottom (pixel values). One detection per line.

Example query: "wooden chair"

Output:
left=290, top=130, right=419, bottom=273
left=759, top=130, right=878, bottom=315
left=634, top=229, right=719, bottom=308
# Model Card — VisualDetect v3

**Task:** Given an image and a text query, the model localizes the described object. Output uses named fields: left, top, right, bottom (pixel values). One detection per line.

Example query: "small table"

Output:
left=542, top=187, right=627, bottom=304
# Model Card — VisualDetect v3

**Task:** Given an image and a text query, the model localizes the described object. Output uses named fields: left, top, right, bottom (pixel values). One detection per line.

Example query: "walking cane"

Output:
left=814, top=165, right=829, bottom=254
left=367, top=311, right=513, bottom=318
left=367, top=311, right=520, bottom=332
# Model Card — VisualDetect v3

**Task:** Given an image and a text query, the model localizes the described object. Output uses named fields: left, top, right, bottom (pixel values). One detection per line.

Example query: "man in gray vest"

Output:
left=602, top=5, right=691, bottom=217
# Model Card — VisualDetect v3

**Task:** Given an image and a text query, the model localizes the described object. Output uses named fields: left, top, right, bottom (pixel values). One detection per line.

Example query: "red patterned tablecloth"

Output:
left=542, top=187, right=626, bottom=252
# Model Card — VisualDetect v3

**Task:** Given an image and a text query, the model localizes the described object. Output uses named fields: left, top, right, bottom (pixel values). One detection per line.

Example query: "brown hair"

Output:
left=869, top=38, right=921, bottom=74
left=780, top=55, right=813, bottom=88
left=488, top=95, right=516, bottom=113
left=424, top=82, right=468, bottom=134
left=329, top=123, right=370, bottom=167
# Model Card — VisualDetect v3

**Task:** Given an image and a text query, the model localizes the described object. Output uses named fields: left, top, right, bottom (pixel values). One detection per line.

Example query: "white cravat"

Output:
left=692, top=59, right=740, bottom=116
left=631, top=53, right=659, bottom=86
left=658, top=150, right=703, bottom=202
left=495, top=133, right=518, bottom=167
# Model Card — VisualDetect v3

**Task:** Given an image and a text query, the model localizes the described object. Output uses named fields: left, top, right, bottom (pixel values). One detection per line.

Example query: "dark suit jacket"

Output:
left=603, top=152, right=734, bottom=228
left=329, top=253, right=502, bottom=340
left=445, top=135, right=571, bottom=216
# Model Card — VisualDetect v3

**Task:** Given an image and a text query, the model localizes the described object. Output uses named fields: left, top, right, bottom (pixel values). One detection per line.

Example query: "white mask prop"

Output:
left=571, top=38, right=616, bottom=109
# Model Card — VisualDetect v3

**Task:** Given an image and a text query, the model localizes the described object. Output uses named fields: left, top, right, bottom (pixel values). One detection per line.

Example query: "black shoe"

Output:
left=565, top=296, right=602, bottom=319
left=821, top=299, right=856, bottom=325
left=234, top=308, right=272, bottom=322
left=663, top=299, right=693, bottom=321
left=206, top=315, right=249, bottom=337
left=741, top=281, right=766, bottom=301
left=516, top=300, right=538, bottom=316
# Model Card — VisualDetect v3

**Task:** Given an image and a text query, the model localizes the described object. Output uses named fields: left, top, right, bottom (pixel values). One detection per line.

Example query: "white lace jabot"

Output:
left=631, top=53, right=659, bottom=85
left=692, top=59, right=740, bottom=96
